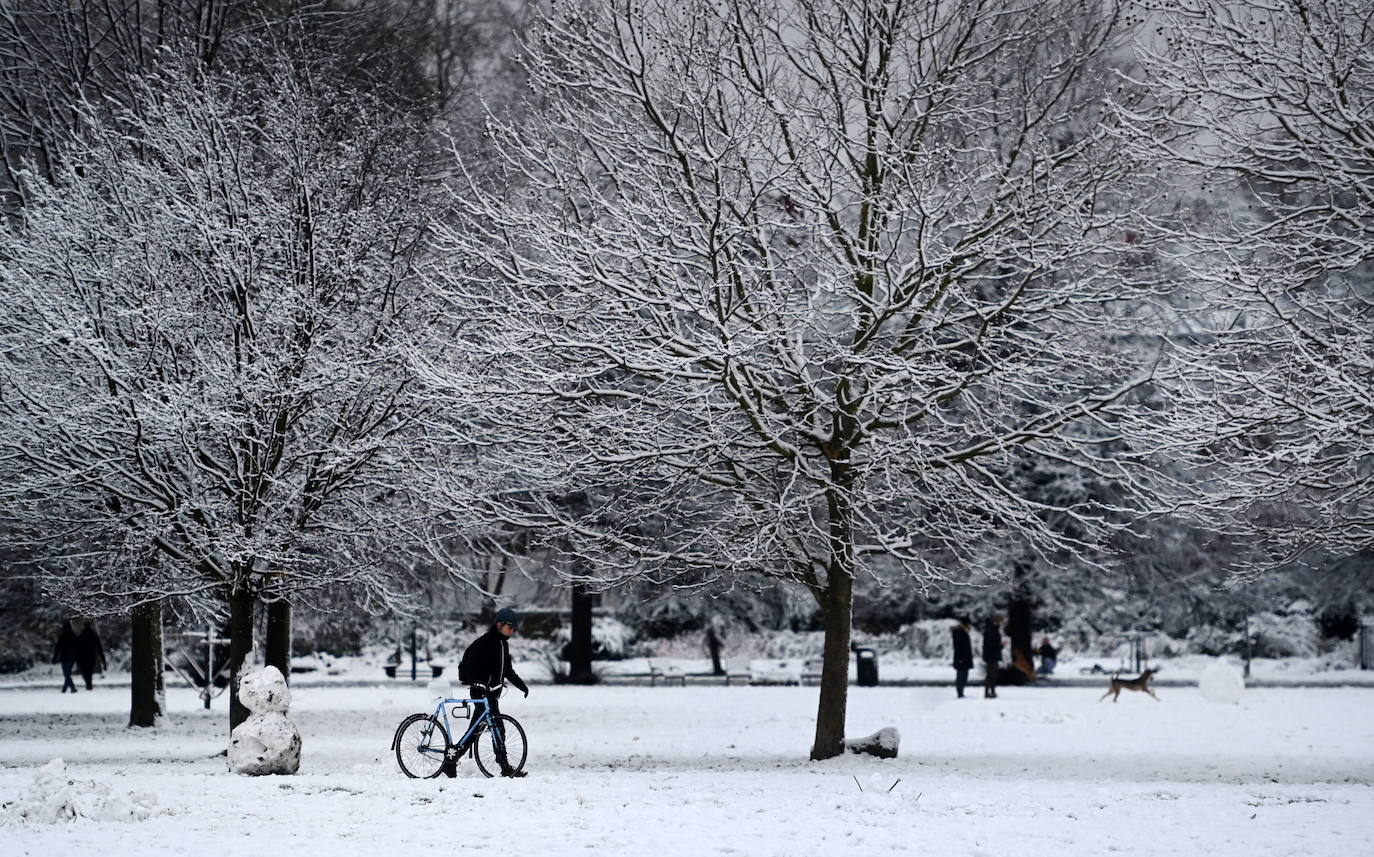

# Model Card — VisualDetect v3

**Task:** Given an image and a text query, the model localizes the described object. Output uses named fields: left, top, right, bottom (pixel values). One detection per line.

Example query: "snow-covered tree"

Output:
left=426, top=0, right=1176, bottom=758
left=1123, top=0, right=1374, bottom=576
left=0, top=0, right=454, bottom=208
left=0, top=57, right=438, bottom=733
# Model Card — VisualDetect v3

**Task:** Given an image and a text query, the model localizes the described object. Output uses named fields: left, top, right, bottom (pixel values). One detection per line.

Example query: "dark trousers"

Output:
left=984, top=661, right=999, bottom=698
left=59, top=661, right=77, bottom=693
left=468, top=686, right=511, bottom=767
left=954, top=667, right=969, bottom=698
left=78, top=663, right=95, bottom=690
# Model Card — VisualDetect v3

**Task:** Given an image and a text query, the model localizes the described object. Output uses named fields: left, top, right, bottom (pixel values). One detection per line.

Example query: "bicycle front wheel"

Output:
left=395, top=715, right=450, bottom=779
left=472, top=714, right=527, bottom=777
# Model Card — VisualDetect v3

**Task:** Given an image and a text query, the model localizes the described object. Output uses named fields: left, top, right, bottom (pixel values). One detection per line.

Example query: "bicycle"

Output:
left=392, top=684, right=528, bottom=778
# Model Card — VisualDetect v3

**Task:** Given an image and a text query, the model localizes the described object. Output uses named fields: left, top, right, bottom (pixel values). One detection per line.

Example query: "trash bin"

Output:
left=855, top=647, right=878, bottom=687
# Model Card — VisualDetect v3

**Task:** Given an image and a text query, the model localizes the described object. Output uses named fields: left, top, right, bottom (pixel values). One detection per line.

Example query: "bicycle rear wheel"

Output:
left=472, top=714, right=527, bottom=777
left=395, top=715, right=450, bottom=779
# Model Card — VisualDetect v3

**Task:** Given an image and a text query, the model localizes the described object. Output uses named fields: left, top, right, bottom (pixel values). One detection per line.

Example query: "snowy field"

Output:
left=2, top=682, right=1372, bottom=856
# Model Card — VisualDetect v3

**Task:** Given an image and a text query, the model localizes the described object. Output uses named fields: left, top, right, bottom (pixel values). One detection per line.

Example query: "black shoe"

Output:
left=499, top=767, right=527, bottom=778
left=440, top=752, right=458, bottom=778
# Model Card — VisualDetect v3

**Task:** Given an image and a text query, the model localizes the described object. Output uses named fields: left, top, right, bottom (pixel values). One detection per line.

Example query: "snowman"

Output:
left=228, top=665, right=302, bottom=775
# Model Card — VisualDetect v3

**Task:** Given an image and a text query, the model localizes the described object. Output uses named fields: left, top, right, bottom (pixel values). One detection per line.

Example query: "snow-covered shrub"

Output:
left=551, top=616, right=635, bottom=659
left=1185, top=623, right=1239, bottom=656
left=1, top=759, right=165, bottom=823
left=1249, top=611, right=1319, bottom=658
left=896, top=620, right=971, bottom=660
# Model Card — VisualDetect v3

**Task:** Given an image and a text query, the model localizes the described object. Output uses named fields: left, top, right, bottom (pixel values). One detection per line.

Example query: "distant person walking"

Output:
left=75, top=620, right=106, bottom=690
left=1037, top=637, right=1058, bottom=676
left=53, top=620, right=79, bottom=693
left=951, top=617, right=974, bottom=698
left=982, top=615, right=1003, bottom=699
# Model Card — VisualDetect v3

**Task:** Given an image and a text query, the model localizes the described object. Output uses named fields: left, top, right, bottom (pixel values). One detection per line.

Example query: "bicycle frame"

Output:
left=427, top=691, right=512, bottom=758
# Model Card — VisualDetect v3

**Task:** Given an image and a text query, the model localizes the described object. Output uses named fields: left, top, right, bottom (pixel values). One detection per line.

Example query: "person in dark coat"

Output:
left=982, top=615, right=1003, bottom=699
left=1036, top=636, right=1058, bottom=676
left=53, top=620, right=79, bottom=693
left=951, top=617, right=974, bottom=698
left=443, top=606, right=530, bottom=778
left=75, top=620, right=106, bottom=690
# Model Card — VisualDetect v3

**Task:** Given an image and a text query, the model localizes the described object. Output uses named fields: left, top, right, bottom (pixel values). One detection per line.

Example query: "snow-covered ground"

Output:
left=2, top=678, right=1371, bottom=856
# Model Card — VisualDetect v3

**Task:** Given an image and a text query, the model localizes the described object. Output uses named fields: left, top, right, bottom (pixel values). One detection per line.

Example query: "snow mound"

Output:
left=1198, top=660, right=1245, bottom=704
left=845, top=727, right=900, bottom=759
left=238, top=665, right=291, bottom=714
left=1, top=759, right=165, bottom=824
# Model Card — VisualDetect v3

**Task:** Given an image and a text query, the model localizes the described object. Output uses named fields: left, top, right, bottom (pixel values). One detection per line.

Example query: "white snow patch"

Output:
left=1, top=759, right=165, bottom=824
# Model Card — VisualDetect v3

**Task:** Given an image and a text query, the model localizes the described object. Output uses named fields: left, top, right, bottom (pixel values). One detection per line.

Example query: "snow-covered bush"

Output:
left=551, top=616, right=635, bottom=660
left=1249, top=611, right=1319, bottom=658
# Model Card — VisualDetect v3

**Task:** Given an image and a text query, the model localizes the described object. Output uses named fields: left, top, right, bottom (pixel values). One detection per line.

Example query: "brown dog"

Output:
left=1099, top=668, right=1159, bottom=702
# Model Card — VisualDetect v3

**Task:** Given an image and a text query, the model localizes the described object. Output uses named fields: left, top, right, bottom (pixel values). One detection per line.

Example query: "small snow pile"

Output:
left=845, top=727, right=900, bottom=759
left=1, top=759, right=164, bottom=824
left=229, top=665, right=301, bottom=775
left=1198, top=660, right=1245, bottom=704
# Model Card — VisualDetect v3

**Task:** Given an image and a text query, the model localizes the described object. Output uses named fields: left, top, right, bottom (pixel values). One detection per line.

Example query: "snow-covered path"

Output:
left=2, top=682, right=1370, bottom=856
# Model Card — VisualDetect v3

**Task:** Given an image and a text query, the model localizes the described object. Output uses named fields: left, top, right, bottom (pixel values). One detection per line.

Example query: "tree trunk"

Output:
left=567, top=583, right=596, bottom=684
left=128, top=600, right=165, bottom=728
left=811, top=572, right=854, bottom=760
left=228, top=583, right=255, bottom=733
left=811, top=462, right=856, bottom=761
left=265, top=598, right=291, bottom=683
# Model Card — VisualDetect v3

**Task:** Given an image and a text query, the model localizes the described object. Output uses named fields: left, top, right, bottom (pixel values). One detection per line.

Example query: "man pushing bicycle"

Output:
left=442, top=607, right=530, bottom=778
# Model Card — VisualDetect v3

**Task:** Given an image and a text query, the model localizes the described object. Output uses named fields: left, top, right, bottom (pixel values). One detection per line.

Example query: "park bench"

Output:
left=383, top=661, right=447, bottom=679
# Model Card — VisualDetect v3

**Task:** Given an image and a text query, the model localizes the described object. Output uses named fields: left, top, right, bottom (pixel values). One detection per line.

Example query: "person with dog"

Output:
left=981, top=615, right=1003, bottom=699
left=441, top=606, right=530, bottom=778
left=951, top=616, right=974, bottom=698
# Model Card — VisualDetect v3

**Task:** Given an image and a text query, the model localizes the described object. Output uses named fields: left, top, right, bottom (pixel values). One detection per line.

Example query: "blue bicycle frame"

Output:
left=432, top=695, right=497, bottom=754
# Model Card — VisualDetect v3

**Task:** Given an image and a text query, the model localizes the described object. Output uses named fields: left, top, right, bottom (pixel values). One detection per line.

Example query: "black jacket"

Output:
left=951, top=625, right=973, bottom=669
left=53, top=624, right=78, bottom=665
left=76, top=626, right=105, bottom=672
left=981, top=620, right=1002, bottom=664
left=458, top=626, right=528, bottom=695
